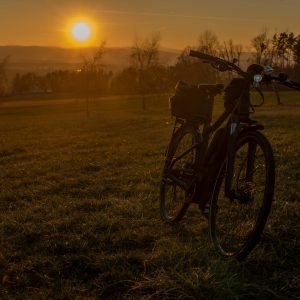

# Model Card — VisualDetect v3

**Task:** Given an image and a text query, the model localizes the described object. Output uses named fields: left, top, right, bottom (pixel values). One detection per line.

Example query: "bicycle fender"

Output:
left=239, top=123, right=264, bottom=135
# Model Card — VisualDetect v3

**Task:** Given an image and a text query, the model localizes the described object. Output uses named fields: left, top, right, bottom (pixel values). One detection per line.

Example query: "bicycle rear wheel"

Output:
left=209, top=130, right=275, bottom=260
left=160, top=124, right=201, bottom=223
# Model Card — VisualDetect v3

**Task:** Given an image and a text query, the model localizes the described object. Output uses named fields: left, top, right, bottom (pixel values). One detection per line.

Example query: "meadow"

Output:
left=0, top=92, right=299, bottom=299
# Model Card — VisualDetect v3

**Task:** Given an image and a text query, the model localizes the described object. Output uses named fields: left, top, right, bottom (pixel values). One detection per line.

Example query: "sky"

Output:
left=0, top=0, right=300, bottom=49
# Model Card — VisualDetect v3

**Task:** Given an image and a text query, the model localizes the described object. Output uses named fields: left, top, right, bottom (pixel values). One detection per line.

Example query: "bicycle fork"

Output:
left=224, top=120, right=240, bottom=199
left=225, top=119, right=260, bottom=200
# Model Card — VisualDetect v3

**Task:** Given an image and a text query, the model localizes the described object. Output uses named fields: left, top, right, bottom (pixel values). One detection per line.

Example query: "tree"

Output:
left=251, top=29, right=270, bottom=65
left=197, top=30, right=221, bottom=82
left=219, top=40, right=243, bottom=65
left=81, top=41, right=107, bottom=116
left=0, top=56, right=9, bottom=96
left=172, top=31, right=222, bottom=85
left=198, top=30, right=219, bottom=55
left=272, top=32, right=297, bottom=69
left=219, top=40, right=243, bottom=82
left=174, top=46, right=217, bottom=84
left=110, top=67, right=138, bottom=95
left=11, top=71, right=41, bottom=95
left=293, top=36, right=300, bottom=64
left=131, top=32, right=161, bottom=110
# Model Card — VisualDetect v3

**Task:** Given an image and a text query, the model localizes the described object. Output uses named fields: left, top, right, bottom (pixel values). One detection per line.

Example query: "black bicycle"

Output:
left=160, top=50, right=300, bottom=260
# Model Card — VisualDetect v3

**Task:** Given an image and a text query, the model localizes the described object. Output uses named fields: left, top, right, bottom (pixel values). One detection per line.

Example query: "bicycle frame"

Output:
left=170, top=85, right=265, bottom=209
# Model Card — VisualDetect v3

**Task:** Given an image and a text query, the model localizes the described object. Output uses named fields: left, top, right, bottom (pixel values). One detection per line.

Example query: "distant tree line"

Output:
left=1, top=29, right=300, bottom=99
left=0, top=56, right=9, bottom=96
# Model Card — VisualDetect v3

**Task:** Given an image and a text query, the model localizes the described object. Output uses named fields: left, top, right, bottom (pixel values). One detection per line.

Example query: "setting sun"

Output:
left=71, top=22, right=91, bottom=42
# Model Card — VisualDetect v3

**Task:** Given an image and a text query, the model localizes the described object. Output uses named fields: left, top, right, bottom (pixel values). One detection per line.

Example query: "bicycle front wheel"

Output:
left=209, top=130, right=275, bottom=260
left=160, top=124, right=201, bottom=223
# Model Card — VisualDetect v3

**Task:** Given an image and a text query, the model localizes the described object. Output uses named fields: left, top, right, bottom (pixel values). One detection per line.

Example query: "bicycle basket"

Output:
left=169, top=81, right=215, bottom=123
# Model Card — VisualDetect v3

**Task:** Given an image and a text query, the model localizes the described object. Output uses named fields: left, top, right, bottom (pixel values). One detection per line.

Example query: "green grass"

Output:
left=0, top=92, right=299, bottom=299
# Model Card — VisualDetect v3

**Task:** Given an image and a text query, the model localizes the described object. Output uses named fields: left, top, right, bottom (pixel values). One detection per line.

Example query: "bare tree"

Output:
left=218, top=40, right=243, bottom=82
left=293, top=35, right=300, bottom=64
left=131, top=32, right=161, bottom=110
left=272, top=31, right=297, bottom=69
left=81, top=41, right=106, bottom=116
left=251, top=29, right=271, bottom=64
left=219, top=40, right=243, bottom=65
left=198, top=30, right=219, bottom=55
left=0, top=56, right=9, bottom=96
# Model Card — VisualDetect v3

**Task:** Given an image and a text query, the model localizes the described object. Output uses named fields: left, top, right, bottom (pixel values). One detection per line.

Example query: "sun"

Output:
left=71, top=21, right=91, bottom=42
left=65, top=17, right=99, bottom=47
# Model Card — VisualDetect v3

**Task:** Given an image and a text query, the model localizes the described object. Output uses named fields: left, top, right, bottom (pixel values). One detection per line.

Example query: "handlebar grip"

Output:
left=273, top=75, right=300, bottom=90
left=276, top=73, right=300, bottom=87
left=289, top=80, right=300, bottom=89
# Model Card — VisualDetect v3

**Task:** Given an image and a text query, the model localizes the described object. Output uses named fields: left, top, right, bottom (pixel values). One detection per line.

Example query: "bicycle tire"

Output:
left=209, top=130, right=275, bottom=260
left=160, top=124, right=201, bottom=223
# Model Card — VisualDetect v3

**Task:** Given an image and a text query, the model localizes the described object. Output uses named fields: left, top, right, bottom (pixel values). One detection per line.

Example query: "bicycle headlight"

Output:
left=254, top=74, right=263, bottom=83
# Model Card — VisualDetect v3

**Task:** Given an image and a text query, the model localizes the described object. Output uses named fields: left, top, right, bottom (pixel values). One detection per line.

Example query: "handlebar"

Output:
left=289, top=80, right=300, bottom=89
left=189, top=50, right=249, bottom=78
left=189, top=49, right=300, bottom=92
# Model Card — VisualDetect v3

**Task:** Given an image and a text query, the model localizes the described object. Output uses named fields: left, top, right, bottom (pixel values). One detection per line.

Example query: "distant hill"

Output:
left=0, top=46, right=181, bottom=77
left=0, top=46, right=254, bottom=79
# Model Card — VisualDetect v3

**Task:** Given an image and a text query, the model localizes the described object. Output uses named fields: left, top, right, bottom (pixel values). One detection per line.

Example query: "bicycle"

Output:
left=159, top=50, right=300, bottom=261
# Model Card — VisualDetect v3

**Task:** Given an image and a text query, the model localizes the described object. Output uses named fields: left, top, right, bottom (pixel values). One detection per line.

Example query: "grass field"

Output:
left=0, top=92, right=299, bottom=299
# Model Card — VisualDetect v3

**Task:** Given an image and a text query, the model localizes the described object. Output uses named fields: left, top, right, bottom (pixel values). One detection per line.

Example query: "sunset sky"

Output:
left=0, top=0, right=300, bottom=49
